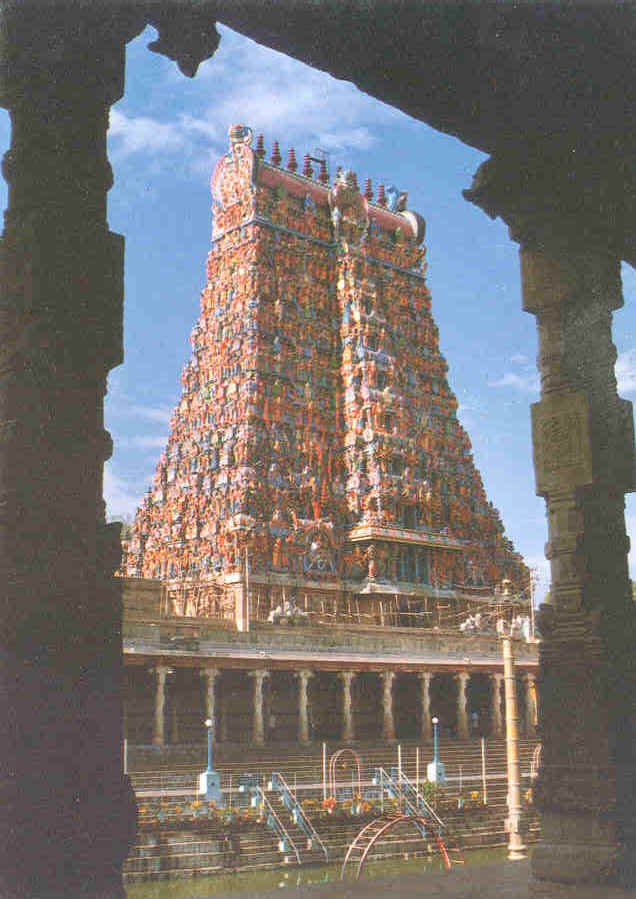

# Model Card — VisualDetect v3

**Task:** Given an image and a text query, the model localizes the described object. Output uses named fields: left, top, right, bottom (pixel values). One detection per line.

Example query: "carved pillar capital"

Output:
left=381, top=669, right=395, bottom=688
left=200, top=666, right=220, bottom=683
left=463, top=150, right=629, bottom=258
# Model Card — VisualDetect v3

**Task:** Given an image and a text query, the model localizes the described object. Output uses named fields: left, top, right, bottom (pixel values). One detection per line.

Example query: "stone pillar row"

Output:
left=145, top=666, right=533, bottom=748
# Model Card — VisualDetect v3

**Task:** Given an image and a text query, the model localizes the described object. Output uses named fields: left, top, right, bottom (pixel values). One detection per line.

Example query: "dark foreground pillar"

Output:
left=0, top=4, right=220, bottom=893
left=0, top=8, right=148, bottom=897
left=466, top=154, right=636, bottom=886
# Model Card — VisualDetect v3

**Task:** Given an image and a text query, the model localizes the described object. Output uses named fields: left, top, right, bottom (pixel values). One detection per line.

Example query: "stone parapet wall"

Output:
left=124, top=616, right=538, bottom=670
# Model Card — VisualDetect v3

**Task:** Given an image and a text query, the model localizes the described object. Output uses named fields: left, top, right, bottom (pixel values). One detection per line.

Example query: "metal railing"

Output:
left=254, top=785, right=300, bottom=865
left=270, top=772, right=329, bottom=862
left=373, top=766, right=444, bottom=838
left=393, top=768, right=445, bottom=830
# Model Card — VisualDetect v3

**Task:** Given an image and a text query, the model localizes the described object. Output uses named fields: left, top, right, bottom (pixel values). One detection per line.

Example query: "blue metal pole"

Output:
left=433, top=720, right=438, bottom=767
left=207, top=722, right=213, bottom=772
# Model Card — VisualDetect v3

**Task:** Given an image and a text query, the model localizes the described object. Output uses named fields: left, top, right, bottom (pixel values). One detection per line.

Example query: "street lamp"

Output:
left=427, top=716, right=446, bottom=785
left=500, top=613, right=527, bottom=861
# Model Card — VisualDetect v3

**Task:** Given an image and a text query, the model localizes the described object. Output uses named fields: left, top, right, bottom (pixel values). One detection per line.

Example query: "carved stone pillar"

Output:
left=339, top=671, right=355, bottom=742
left=201, top=667, right=220, bottom=745
left=490, top=672, right=504, bottom=739
left=419, top=671, right=433, bottom=741
left=456, top=671, right=470, bottom=740
left=297, top=669, right=313, bottom=744
left=381, top=670, right=395, bottom=741
left=524, top=672, right=537, bottom=738
left=465, top=158, right=636, bottom=885
left=249, top=670, right=269, bottom=746
left=152, top=667, right=168, bottom=747
left=0, top=11, right=155, bottom=895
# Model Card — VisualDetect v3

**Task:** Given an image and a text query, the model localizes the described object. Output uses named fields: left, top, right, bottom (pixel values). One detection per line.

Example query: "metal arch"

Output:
left=329, top=747, right=362, bottom=797
left=340, top=814, right=399, bottom=880
left=340, top=813, right=450, bottom=881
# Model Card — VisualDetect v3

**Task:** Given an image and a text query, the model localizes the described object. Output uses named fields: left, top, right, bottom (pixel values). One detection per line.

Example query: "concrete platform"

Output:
left=212, top=859, right=636, bottom=899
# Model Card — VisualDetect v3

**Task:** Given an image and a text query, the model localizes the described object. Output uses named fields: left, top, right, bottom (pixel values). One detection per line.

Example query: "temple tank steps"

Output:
left=125, top=739, right=541, bottom=881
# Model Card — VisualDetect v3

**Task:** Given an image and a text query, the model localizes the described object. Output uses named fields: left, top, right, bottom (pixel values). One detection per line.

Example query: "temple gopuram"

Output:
left=119, top=126, right=536, bottom=752
left=123, top=124, right=527, bottom=628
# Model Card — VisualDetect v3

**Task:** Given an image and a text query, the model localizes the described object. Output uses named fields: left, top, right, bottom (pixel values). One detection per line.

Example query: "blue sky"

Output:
left=2, top=24, right=636, bottom=604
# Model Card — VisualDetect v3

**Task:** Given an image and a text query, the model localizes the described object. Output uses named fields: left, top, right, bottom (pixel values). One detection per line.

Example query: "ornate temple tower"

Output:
left=125, top=125, right=527, bottom=625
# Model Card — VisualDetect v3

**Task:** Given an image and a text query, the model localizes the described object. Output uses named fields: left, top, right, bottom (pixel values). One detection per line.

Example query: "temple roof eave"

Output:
left=123, top=643, right=538, bottom=674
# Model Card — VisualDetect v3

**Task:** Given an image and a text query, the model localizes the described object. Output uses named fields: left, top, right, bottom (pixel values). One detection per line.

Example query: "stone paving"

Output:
left=211, top=859, right=636, bottom=899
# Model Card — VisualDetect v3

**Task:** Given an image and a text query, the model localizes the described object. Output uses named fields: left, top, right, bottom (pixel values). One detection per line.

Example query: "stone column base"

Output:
left=531, top=813, right=618, bottom=884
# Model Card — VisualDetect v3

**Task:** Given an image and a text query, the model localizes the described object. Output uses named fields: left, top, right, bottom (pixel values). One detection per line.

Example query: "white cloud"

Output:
left=126, top=406, right=173, bottom=424
left=197, top=27, right=399, bottom=152
left=489, top=371, right=539, bottom=393
left=510, top=353, right=529, bottom=364
left=104, top=466, right=143, bottom=520
left=109, top=109, right=185, bottom=157
left=108, top=25, right=401, bottom=168
left=615, top=348, right=636, bottom=395
left=123, top=404, right=173, bottom=424
left=118, top=435, right=168, bottom=449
